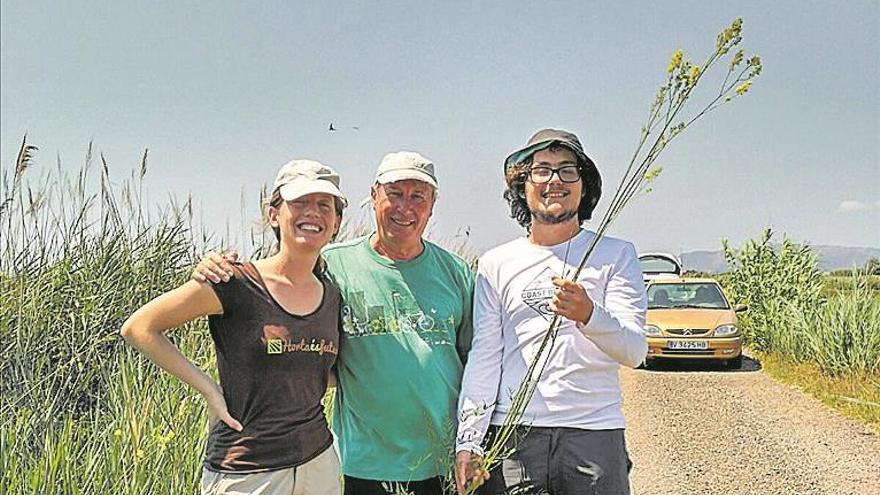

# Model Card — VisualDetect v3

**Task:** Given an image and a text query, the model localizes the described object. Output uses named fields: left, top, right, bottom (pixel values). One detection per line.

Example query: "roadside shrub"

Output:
left=722, top=228, right=823, bottom=352
left=791, top=276, right=880, bottom=375
left=722, top=229, right=880, bottom=376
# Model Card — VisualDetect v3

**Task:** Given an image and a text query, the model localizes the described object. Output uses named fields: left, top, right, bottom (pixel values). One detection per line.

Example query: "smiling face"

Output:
left=371, top=179, right=435, bottom=250
left=524, top=147, right=584, bottom=225
left=268, top=192, right=340, bottom=252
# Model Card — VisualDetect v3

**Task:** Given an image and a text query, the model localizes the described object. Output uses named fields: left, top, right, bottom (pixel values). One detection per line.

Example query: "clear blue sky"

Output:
left=2, top=0, right=878, bottom=255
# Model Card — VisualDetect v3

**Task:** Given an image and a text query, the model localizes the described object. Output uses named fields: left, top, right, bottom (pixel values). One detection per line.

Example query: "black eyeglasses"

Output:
left=528, top=165, right=581, bottom=184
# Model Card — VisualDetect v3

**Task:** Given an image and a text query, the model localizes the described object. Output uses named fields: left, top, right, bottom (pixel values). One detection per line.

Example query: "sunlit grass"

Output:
left=724, top=229, right=880, bottom=376
left=1, top=139, right=218, bottom=494
left=755, top=350, right=880, bottom=433
left=724, top=230, right=880, bottom=433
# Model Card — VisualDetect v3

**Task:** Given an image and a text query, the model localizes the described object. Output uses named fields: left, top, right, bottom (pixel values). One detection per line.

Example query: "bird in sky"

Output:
left=328, top=123, right=337, bottom=131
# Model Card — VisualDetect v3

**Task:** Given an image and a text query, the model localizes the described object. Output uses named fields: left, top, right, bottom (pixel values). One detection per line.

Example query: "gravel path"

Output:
left=621, top=356, right=880, bottom=495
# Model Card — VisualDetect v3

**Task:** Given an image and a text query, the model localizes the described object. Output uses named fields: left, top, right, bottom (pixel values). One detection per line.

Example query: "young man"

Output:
left=454, top=129, right=647, bottom=495
left=195, top=152, right=474, bottom=495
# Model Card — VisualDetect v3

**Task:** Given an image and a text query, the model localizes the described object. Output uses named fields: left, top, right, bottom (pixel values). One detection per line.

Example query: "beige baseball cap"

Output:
left=374, top=151, right=438, bottom=190
left=273, top=159, right=348, bottom=207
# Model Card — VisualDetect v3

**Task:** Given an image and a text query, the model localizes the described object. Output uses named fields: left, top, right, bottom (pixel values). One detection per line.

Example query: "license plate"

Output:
left=668, top=340, right=708, bottom=350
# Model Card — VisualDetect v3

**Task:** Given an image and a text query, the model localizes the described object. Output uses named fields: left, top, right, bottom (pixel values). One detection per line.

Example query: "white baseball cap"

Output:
left=374, top=151, right=438, bottom=190
left=272, top=159, right=348, bottom=207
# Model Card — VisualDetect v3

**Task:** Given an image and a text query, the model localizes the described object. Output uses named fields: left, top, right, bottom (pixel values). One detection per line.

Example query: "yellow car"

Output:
left=643, top=277, right=746, bottom=369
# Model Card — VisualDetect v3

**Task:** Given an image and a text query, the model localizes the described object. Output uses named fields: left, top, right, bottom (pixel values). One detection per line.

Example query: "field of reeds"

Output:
left=2, top=139, right=878, bottom=494
left=1, top=142, right=226, bottom=494
left=722, top=229, right=880, bottom=377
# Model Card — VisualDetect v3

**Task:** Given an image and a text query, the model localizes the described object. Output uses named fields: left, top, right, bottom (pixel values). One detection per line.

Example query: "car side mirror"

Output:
left=734, top=303, right=748, bottom=313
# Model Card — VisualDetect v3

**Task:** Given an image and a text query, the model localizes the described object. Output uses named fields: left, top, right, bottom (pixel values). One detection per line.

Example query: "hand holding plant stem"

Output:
left=464, top=18, right=763, bottom=492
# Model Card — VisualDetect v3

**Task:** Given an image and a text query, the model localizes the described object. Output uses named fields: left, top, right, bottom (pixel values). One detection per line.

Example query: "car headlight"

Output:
left=714, top=324, right=738, bottom=337
left=644, top=324, right=662, bottom=336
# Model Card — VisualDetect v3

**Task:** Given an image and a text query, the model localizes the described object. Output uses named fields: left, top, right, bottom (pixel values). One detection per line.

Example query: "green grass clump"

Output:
left=790, top=278, right=880, bottom=376
left=722, top=229, right=880, bottom=376
left=755, top=351, right=880, bottom=433
left=1, top=140, right=215, bottom=494
left=821, top=274, right=880, bottom=297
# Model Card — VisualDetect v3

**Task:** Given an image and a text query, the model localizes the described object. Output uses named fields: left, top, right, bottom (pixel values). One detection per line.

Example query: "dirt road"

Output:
left=621, top=357, right=880, bottom=495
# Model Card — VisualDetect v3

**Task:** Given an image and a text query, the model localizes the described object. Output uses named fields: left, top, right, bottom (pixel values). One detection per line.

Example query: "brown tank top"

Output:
left=204, top=261, right=340, bottom=473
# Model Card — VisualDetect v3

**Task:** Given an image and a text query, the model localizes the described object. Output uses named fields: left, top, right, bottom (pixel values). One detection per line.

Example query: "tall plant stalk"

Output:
left=468, top=18, right=763, bottom=489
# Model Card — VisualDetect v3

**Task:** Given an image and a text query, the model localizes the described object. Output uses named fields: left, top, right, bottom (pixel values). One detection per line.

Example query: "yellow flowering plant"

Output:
left=466, top=18, right=763, bottom=493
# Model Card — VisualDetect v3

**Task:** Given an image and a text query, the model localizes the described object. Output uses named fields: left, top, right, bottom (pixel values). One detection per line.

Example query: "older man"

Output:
left=454, top=129, right=647, bottom=495
left=195, top=152, right=474, bottom=495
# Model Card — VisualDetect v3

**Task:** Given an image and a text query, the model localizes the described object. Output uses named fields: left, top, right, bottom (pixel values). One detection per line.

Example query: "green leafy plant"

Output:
left=723, top=229, right=880, bottom=376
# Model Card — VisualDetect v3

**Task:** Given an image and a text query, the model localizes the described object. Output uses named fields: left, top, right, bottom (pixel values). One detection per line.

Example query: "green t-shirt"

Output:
left=322, top=234, right=474, bottom=481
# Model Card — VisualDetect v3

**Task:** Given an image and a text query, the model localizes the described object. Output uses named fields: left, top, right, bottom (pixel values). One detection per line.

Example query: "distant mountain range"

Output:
left=680, top=245, right=880, bottom=273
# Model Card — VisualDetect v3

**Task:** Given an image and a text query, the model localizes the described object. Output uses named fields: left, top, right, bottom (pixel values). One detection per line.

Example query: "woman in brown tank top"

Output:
left=121, top=160, right=348, bottom=495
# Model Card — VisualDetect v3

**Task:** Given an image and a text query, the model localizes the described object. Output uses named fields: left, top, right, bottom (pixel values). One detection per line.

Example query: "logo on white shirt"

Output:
left=521, top=267, right=559, bottom=320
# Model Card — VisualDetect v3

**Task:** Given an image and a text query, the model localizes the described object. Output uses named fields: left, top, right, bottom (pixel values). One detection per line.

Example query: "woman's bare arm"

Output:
left=120, top=280, right=242, bottom=431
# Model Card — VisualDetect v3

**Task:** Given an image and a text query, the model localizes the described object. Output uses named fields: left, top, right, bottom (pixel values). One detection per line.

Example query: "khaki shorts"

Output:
left=201, top=445, right=341, bottom=495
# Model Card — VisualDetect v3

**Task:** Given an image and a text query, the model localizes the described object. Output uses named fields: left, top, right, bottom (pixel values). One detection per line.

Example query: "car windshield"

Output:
left=647, top=282, right=729, bottom=309
left=639, top=256, right=680, bottom=274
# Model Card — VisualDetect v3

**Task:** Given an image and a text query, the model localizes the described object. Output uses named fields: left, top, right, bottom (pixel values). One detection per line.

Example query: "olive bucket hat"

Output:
left=504, top=128, right=602, bottom=213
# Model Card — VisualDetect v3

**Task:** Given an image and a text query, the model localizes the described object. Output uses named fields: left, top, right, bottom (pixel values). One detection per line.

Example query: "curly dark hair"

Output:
left=502, top=144, right=602, bottom=231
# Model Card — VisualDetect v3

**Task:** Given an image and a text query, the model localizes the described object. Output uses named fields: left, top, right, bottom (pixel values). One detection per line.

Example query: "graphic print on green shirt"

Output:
left=341, top=284, right=458, bottom=346
left=322, top=235, right=475, bottom=481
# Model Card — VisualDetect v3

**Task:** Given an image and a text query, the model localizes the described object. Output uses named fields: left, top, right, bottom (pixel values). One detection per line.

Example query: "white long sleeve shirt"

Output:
left=456, top=229, right=647, bottom=454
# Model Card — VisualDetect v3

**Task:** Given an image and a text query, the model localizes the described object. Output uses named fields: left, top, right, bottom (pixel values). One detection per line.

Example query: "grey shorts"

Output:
left=479, top=426, right=632, bottom=495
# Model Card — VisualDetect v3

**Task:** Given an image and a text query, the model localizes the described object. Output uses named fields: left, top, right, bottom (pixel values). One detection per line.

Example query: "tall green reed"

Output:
left=722, top=229, right=880, bottom=376
left=722, top=227, right=823, bottom=350
left=794, top=277, right=880, bottom=375
left=1, top=139, right=215, bottom=494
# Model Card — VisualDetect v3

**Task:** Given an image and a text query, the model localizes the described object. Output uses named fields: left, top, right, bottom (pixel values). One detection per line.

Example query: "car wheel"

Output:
left=726, top=355, right=743, bottom=369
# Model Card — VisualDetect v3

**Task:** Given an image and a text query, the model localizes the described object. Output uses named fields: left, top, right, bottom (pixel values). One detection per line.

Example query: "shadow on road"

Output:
left=639, top=355, right=762, bottom=373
